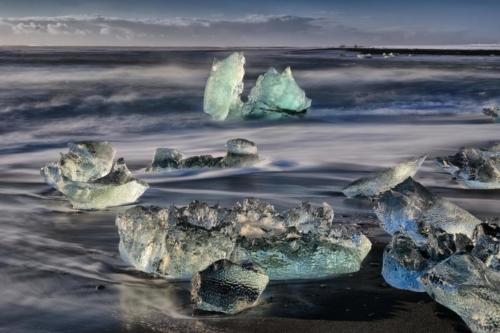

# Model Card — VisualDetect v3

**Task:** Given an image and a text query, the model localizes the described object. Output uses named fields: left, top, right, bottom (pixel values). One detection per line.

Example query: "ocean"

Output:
left=1, top=47, right=499, bottom=332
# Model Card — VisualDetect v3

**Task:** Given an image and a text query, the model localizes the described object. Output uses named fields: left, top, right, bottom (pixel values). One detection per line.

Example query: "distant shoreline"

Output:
left=0, top=45, right=499, bottom=56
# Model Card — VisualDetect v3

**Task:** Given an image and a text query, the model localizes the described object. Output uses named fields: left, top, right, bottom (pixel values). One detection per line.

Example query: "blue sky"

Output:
left=0, top=0, right=499, bottom=46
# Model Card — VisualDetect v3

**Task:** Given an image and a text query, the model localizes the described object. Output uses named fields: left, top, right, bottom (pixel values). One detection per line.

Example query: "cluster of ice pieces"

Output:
left=116, top=198, right=372, bottom=281
left=483, top=106, right=499, bottom=122
left=40, top=142, right=148, bottom=209
left=147, top=138, right=259, bottom=171
left=437, top=144, right=500, bottom=189
left=342, top=156, right=499, bottom=332
left=203, top=52, right=311, bottom=121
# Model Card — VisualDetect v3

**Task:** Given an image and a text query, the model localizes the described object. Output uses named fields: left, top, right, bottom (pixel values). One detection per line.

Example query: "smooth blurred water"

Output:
left=0, top=47, right=499, bottom=332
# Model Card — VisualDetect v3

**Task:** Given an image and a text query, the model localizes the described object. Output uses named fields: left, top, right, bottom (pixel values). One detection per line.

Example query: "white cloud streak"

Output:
left=0, top=14, right=492, bottom=46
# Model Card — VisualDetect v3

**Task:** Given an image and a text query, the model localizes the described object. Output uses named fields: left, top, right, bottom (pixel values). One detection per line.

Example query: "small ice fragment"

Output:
left=60, top=141, right=116, bottom=182
left=421, top=254, right=500, bottom=333
left=483, top=106, right=499, bottom=122
left=343, top=155, right=426, bottom=198
left=146, top=138, right=259, bottom=171
left=242, top=67, right=311, bottom=119
left=148, top=148, right=184, bottom=170
left=191, top=259, right=269, bottom=314
left=203, top=52, right=245, bottom=120
left=471, top=223, right=500, bottom=271
left=225, top=138, right=258, bottom=156
left=374, top=178, right=482, bottom=243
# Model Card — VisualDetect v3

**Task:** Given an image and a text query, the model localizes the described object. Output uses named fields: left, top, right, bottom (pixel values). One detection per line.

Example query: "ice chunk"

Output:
left=116, top=205, right=235, bottom=279
left=382, top=228, right=473, bottom=292
left=437, top=146, right=500, bottom=189
left=231, top=223, right=372, bottom=280
left=146, top=138, right=259, bottom=171
left=42, top=158, right=148, bottom=210
left=483, top=106, right=499, bottom=122
left=41, top=142, right=147, bottom=210
left=59, top=141, right=115, bottom=182
left=422, top=254, right=500, bottom=333
left=225, top=138, right=258, bottom=156
left=203, top=52, right=245, bottom=120
left=116, top=199, right=371, bottom=280
left=472, top=223, right=500, bottom=271
left=382, top=233, right=432, bottom=292
left=191, top=259, right=269, bottom=314
left=374, top=178, right=482, bottom=243
left=343, top=155, right=426, bottom=198
left=147, top=148, right=184, bottom=171
left=242, top=67, right=311, bottom=119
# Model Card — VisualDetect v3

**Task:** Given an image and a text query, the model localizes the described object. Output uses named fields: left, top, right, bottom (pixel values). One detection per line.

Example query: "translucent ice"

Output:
left=231, top=224, right=372, bottom=280
left=202, top=52, right=311, bottom=121
left=374, top=178, right=482, bottom=243
left=116, top=205, right=235, bottom=279
left=42, top=158, right=148, bottom=210
left=422, top=254, right=500, bottom=333
left=382, top=233, right=432, bottom=292
left=41, top=142, right=148, bottom=210
left=343, top=155, right=426, bottom=198
left=191, top=259, right=269, bottom=314
left=146, top=138, right=259, bottom=171
left=58, top=141, right=115, bottom=182
left=437, top=146, right=500, bottom=189
left=116, top=199, right=372, bottom=280
left=203, top=52, right=245, bottom=120
left=472, top=223, right=500, bottom=271
left=242, top=67, right=311, bottom=119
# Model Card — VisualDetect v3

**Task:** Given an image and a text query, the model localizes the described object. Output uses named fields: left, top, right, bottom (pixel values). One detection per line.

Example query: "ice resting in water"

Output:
left=40, top=141, right=148, bottom=210
left=203, top=52, right=311, bottom=120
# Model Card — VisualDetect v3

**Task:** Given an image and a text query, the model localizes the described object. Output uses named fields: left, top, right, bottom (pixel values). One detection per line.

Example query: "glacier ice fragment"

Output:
left=374, top=178, right=482, bottom=243
left=191, top=259, right=269, bottom=314
left=116, top=205, right=235, bottom=279
left=437, top=146, right=500, bottom=189
left=116, top=198, right=372, bottom=280
left=146, top=138, right=259, bottom=171
left=343, top=155, right=426, bottom=198
left=422, top=254, right=500, bottom=333
left=41, top=142, right=148, bottom=210
left=203, top=52, right=245, bottom=121
left=242, top=67, right=311, bottom=119
left=483, top=106, right=500, bottom=122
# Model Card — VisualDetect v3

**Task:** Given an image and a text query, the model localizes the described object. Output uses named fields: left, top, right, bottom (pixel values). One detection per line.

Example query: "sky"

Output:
left=0, top=0, right=499, bottom=47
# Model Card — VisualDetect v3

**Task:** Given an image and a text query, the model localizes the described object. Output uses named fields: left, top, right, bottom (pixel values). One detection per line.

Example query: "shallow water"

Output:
left=1, top=47, right=499, bottom=332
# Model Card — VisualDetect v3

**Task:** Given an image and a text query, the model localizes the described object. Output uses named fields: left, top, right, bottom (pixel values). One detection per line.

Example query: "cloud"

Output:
left=0, top=14, right=493, bottom=46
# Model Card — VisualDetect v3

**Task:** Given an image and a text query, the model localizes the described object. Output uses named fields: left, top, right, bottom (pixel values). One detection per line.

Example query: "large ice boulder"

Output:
left=191, top=259, right=269, bottom=314
left=202, top=52, right=311, bottom=121
left=483, top=106, right=499, bottom=122
left=422, top=254, right=500, bottom=333
left=343, top=155, right=426, bottom=198
left=203, top=52, right=245, bottom=120
left=41, top=142, right=148, bottom=210
left=242, top=67, right=311, bottom=119
left=116, top=198, right=372, bottom=280
left=374, top=178, right=482, bottom=243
